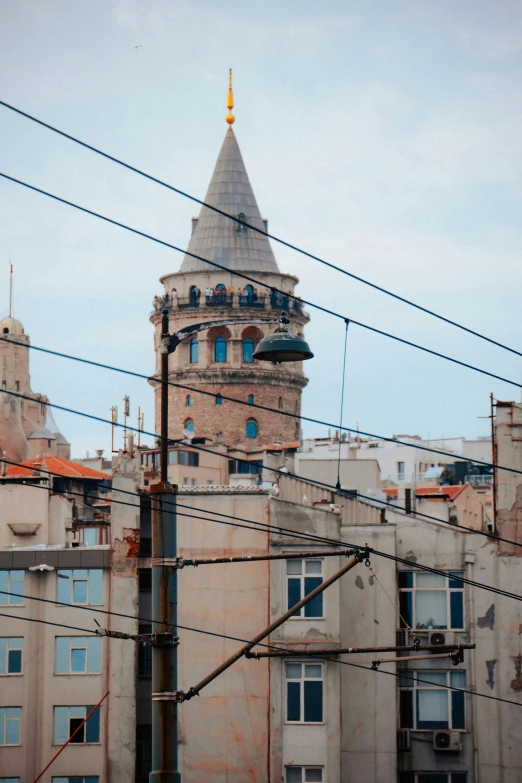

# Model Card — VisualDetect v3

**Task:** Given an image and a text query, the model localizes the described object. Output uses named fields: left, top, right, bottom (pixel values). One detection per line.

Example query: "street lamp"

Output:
left=150, top=308, right=313, bottom=782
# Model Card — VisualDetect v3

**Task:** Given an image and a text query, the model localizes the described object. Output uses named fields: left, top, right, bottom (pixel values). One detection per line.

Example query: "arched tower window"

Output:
left=189, top=338, right=199, bottom=364
left=216, top=284, right=227, bottom=292
left=186, top=395, right=192, bottom=407
left=237, top=212, right=247, bottom=232
left=243, top=338, right=254, bottom=363
left=248, top=394, right=254, bottom=405
left=246, top=419, right=258, bottom=439
left=189, top=285, right=200, bottom=305
left=214, top=337, right=227, bottom=363
left=216, top=394, right=222, bottom=406
left=278, top=396, right=283, bottom=410
left=184, top=419, right=195, bottom=435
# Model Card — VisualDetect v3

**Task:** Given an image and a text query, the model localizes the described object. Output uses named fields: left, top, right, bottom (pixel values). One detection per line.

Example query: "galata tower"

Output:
left=151, top=75, right=309, bottom=453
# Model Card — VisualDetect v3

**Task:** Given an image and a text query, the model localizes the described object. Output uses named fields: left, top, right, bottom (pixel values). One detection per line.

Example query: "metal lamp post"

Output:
left=149, top=309, right=313, bottom=782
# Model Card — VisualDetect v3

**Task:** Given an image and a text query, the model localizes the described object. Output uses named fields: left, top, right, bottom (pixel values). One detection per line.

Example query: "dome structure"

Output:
left=0, top=316, right=25, bottom=336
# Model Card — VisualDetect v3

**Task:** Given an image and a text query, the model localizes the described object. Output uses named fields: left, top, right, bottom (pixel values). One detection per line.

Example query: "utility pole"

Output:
left=149, top=308, right=181, bottom=782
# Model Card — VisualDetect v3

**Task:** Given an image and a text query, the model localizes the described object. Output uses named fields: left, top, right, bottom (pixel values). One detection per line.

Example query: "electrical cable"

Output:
left=2, top=99, right=521, bottom=361
left=1, top=590, right=520, bottom=711
left=0, top=610, right=95, bottom=635
left=0, top=349, right=514, bottom=480
left=1, top=175, right=521, bottom=393
left=3, top=467, right=522, bottom=603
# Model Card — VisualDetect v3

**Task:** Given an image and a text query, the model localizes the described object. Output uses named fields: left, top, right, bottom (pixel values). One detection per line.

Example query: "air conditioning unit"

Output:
left=430, top=632, right=446, bottom=647
left=397, top=729, right=411, bottom=751
left=433, top=731, right=462, bottom=751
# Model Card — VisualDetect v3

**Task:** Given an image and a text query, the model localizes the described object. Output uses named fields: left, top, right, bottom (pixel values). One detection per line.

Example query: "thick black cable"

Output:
left=0, top=347, right=514, bottom=479
left=1, top=590, right=520, bottom=710
left=3, top=463, right=521, bottom=602
left=1, top=174, right=521, bottom=394
left=0, top=610, right=95, bottom=635
left=2, top=99, right=521, bottom=360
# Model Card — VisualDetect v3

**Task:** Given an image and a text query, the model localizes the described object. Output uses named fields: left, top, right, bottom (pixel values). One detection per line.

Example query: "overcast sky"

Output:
left=1, top=0, right=521, bottom=457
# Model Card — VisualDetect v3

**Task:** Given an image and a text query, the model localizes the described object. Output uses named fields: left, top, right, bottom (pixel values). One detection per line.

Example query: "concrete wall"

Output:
left=295, top=457, right=381, bottom=494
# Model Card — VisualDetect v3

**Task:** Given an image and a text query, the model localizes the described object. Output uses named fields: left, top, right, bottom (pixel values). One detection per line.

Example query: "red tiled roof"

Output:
left=383, top=485, right=467, bottom=501
left=6, top=456, right=111, bottom=480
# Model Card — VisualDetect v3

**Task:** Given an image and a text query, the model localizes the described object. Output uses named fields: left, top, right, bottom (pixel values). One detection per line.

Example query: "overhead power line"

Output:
left=1, top=588, right=521, bottom=711
left=1, top=174, right=521, bottom=393
left=0, top=345, right=513, bottom=479
left=1, top=99, right=521, bottom=360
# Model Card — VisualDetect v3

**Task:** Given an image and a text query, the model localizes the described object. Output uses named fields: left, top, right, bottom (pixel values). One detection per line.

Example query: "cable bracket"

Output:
left=152, top=691, right=186, bottom=703
left=151, top=632, right=180, bottom=648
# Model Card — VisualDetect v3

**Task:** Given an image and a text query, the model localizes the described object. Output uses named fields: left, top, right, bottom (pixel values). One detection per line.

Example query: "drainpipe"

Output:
left=465, top=553, right=479, bottom=783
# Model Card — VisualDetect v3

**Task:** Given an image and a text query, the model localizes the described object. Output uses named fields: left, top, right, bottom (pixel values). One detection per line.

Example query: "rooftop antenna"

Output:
left=111, top=406, right=118, bottom=454
left=137, top=406, right=143, bottom=447
left=123, top=395, right=130, bottom=452
left=226, top=68, right=235, bottom=126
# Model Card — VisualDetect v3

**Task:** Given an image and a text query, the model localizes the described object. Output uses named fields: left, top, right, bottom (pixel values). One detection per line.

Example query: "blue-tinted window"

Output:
left=53, top=706, right=100, bottom=744
left=0, top=707, right=21, bottom=745
left=248, top=394, right=254, bottom=405
left=216, top=394, right=222, bottom=406
left=52, top=778, right=100, bottom=783
left=0, top=571, right=24, bottom=606
left=398, top=571, right=464, bottom=630
left=186, top=395, right=192, bottom=407
left=287, top=560, right=323, bottom=618
left=57, top=570, right=103, bottom=606
left=55, top=637, right=102, bottom=674
left=189, top=338, right=199, bottom=363
left=286, top=663, right=323, bottom=723
left=184, top=420, right=195, bottom=435
left=0, top=638, right=23, bottom=674
left=246, top=419, right=258, bottom=438
left=214, top=337, right=227, bottom=362
left=400, top=670, right=466, bottom=730
left=243, top=338, right=254, bottom=363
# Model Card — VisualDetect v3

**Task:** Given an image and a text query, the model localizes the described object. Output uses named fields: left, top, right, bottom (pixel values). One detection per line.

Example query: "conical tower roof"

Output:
left=180, top=128, right=279, bottom=274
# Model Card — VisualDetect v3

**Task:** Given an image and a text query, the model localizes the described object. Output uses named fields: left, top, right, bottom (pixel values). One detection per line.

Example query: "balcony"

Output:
left=151, top=293, right=304, bottom=317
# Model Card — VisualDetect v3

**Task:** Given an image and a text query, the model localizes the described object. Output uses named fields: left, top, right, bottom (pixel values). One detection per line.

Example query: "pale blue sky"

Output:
left=1, top=0, right=521, bottom=456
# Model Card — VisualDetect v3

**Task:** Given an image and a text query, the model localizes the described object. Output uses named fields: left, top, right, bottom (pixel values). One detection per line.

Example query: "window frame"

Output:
left=53, top=705, right=101, bottom=745
left=242, top=337, right=254, bottom=363
left=286, top=768, right=324, bottom=783
left=184, top=419, right=195, bottom=435
left=55, top=636, right=102, bottom=675
left=245, top=418, right=258, bottom=439
left=214, top=336, right=228, bottom=363
left=0, top=638, right=23, bottom=675
left=57, top=569, right=104, bottom=607
left=285, top=661, right=324, bottom=725
left=414, top=774, right=468, bottom=783
left=0, top=570, right=25, bottom=606
left=398, top=571, right=465, bottom=631
left=52, top=777, right=100, bottom=783
left=189, top=337, right=199, bottom=364
left=287, top=559, right=324, bottom=619
left=399, top=669, right=466, bottom=731
left=0, top=706, right=22, bottom=745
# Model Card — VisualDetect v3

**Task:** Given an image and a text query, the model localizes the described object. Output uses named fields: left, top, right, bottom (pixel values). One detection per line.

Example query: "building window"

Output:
left=189, top=338, right=199, bottom=363
left=0, top=707, right=21, bottom=745
left=243, top=338, right=254, bottom=363
left=138, top=569, right=151, bottom=592
left=138, top=624, right=152, bottom=678
left=183, top=478, right=189, bottom=486
left=178, top=450, right=199, bottom=466
left=52, top=778, right=99, bottom=783
left=287, top=559, right=323, bottom=618
left=0, top=638, right=22, bottom=675
left=55, top=637, right=102, bottom=674
left=237, top=211, right=247, bottom=232
left=397, top=461, right=405, bottom=480
left=53, top=705, right=101, bottom=744
left=409, top=775, right=467, bottom=783
left=0, top=571, right=24, bottom=606
left=286, top=662, right=323, bottom=723
left=286, top=769, right=323, bottom=783
left=184, top=419, right=195, bottom=435
left=278, top=396, right=284, bottom=410
left=57, top=569, right=103, bottom=606
left=398, top=572, right=464, bottom=630
left=0, top=777, right=20, bottom=783
left=399, top=670, right=466, bottom=730
left=136, top=725, right=152, bottom=782
left=79, top=527, right=106, bottom=546
left=248, top=394, right=254, bottom=405
left=214, top=336, right=227, bottom=362
left=246, top=419, right=258, bottom=438
left=186, top=395, right=192, bottom=407
left=216, top=394, right=222, bottom=405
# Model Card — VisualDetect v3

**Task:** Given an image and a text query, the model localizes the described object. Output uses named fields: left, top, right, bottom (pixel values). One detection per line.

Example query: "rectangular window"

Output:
left=57, top=570, right=103, bottom=606
left=398, top=572, right=464, bottom=630
left=398, top=461, right=405, bottom=479
left=0, top=638, right=23, bottom=675
left=416, top=775, right=467, bottom=783
left=53, top=705, right=101, bottom=744
left=79, top=527, right=106, bottom=546
left=287, top=559, right=323, bottom=618
left=0, top=707, right=21, bottom=745
left=55, top=637, right=102, bottom=674
left=286, top=769, right=323, bottom=782
left=138, top=625, right=152, bottom=678
left=0, top=778, right=20, bottom=783
left=399, top=670, right=466, bottom=730
left=0, top=571, right=25, bottom=606
left=168, top=451, right=178, bottom=465
left=286, top=662, right=323, bottom=723
left=52, top=777, right=99, bottom=783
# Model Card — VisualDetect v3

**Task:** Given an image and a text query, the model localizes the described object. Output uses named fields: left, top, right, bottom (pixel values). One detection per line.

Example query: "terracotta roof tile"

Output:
left=6, top=456, right=110, bottom=481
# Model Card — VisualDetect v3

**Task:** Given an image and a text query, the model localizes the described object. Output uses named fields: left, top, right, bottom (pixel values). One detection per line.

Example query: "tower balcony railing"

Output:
left=151, top=293, right=304, bottom=316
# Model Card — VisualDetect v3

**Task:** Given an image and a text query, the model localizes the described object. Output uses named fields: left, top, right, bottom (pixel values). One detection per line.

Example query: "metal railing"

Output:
left=151, top=294, right=304, bottom=316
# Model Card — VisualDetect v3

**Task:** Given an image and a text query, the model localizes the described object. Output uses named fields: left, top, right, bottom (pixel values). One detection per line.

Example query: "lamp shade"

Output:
left=253, top=331, right=314, bottom=362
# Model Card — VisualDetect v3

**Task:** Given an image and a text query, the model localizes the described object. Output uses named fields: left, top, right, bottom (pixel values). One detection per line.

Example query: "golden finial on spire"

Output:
left=226, top=68, right=235, bottom=126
